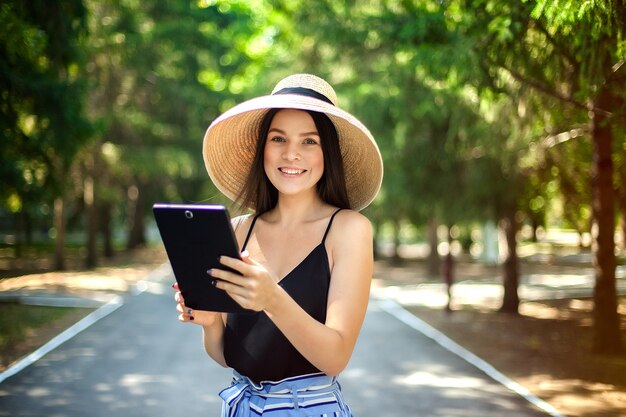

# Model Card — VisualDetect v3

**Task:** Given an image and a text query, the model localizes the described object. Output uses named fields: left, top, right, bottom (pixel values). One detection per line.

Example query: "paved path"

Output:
left=0, top=267, right=556, bottom=416
left=0, top=281, right=232, bottom=417
left=342, top=299, right=550, bottom=417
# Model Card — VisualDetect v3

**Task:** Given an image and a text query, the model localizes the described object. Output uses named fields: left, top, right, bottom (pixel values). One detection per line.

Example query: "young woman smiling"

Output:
left=173, top=74, right=383, bottom=417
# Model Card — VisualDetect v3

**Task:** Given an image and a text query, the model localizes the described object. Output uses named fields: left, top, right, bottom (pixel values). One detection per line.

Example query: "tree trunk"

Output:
left=101, top=203, right=114, bottom=258
left=427, top=215, right=440, bottom=277
left=127, top=184, right=146, bottom=249
left=530, top=217, right=539, bottom=243
left=85, top=175, right=98, bottom=269
left=443, top=225, right=455, bottom=311
left=12, top=211, right=22, bottom=259
left=391, top=218, right=401, bottom=263
left=617, top=188, right=626, bottom=251
left=499, top=208, right=520, bottom=314
left=53, top=196, right=66, bottom=271
left=620, top=216, right=626, bottom=251
left=590, top=90, right=623, bottom=354
left=23, top=209, right=32, bottom=245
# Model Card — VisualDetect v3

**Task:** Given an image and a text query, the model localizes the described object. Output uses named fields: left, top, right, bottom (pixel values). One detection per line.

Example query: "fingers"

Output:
left=215, top=254, right=263, bottom=284
left=172, top=283, right=194, bottom=322
left=176, top=302, right=195, bottom=322
left=212, top=253, right=274, bottom=312
left=240, top=250, right=252, bottom=263
left=171, top=255, right=269, bottom=313
left=217, top=255, right=250, bottom=275
left=211, top=256, right=251, bottom=288
left=178, top=313, right=195, bottom=322
left=212, top=276, right=249, bottom=299
left=240, top=250, right=263, bottom=268
left=210, top=267, right=248, bottom=288
left=172, top=282, right=185, bottom=304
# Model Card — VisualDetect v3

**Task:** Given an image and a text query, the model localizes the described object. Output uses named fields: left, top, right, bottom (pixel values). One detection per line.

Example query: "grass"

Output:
left=0, top=303, right=93, bottom=370
left=0, top=245, right=166, bottom=371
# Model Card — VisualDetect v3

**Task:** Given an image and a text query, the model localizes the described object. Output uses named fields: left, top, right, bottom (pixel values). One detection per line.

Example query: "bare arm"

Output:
left=201, top=313, right=228, bottom=367
left=173, top=283, right=228, bottom=367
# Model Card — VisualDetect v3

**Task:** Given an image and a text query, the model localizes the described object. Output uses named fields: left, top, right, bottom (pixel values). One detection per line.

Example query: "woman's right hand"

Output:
left=172, top=282, right=222, bottom=327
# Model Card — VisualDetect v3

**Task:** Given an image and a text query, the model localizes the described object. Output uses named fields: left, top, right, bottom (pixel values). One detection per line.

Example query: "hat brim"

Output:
left=203, top=94, right=383, bottom=211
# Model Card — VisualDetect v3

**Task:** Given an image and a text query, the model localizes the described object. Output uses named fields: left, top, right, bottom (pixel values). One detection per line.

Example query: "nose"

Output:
left=282, top=144, right=301, bottom=161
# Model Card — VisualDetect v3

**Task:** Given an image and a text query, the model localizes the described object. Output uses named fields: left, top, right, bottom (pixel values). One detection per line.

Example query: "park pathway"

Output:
left=0, top=266, right=553, bottom=417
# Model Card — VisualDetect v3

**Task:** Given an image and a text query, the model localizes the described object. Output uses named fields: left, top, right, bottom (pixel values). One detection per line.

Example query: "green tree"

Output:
left=461, top=0, right=625, bottom=353
left=0, top=0, right=93, bottom=270
left=82, top=0, right=276, bottom=261
left=272, top=0, right=480, bottom=265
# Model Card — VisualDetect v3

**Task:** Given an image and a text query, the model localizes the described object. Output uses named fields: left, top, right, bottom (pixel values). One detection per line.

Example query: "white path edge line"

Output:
left=0, top=295, right=124, bottom=384
left=376, top=297, right=566, bottom=417
left=0, top=262, right=171, bottom=385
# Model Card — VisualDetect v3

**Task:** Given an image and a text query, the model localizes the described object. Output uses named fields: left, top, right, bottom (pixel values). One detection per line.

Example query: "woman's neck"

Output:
left=266, top=193, right=330, bottom=225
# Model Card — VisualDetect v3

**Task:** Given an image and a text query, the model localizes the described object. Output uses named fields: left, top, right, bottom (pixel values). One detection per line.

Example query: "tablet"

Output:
left=152, top=203, right=251, bottom=313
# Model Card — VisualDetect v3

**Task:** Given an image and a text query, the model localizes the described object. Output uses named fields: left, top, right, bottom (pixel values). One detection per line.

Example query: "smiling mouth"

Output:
left=279, top=168, right=306, bottom=175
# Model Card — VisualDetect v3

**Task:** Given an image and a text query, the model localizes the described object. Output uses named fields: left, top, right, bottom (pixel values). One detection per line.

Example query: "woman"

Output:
left=173, top=74, right=383, bottom=416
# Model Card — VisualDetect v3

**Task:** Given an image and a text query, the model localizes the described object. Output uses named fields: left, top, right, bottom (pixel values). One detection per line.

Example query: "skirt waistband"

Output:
left=220, top=371, right=349, bottom=417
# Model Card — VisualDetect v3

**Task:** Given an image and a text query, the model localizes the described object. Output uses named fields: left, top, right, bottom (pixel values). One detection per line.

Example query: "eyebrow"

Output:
left=268, top=128, right=320, bottom=136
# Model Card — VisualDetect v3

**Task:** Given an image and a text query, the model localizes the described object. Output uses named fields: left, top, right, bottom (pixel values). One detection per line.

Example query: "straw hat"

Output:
left=202, top=74, right=383, bottom=211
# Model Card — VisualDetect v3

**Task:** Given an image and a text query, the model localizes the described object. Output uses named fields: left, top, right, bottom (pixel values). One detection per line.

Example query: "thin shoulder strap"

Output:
left=321, top=209, right=343, bottom=244
left=242, top=214, right=261, bottom=251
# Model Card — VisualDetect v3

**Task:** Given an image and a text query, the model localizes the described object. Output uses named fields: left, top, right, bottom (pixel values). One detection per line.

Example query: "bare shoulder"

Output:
left=326, top=210, right=373, bottom=278
left=328, top=209, right=372, bottom=247
left=333, top=209, right=371, bottom=230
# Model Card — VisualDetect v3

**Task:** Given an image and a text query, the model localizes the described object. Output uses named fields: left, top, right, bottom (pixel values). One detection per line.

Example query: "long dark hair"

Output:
left=236, top=108, right=350, bottom=214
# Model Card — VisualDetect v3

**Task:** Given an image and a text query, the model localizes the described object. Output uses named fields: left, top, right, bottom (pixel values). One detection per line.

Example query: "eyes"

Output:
left=268, top=135, right=320, bottom=146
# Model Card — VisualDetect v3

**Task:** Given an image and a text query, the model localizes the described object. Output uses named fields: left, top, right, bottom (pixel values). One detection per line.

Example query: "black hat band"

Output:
left=273, top=87, right=335, bottom=106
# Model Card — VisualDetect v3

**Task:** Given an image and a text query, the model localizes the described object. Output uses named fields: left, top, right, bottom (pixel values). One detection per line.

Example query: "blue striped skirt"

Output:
left=219, top=371, right=353, bottom=417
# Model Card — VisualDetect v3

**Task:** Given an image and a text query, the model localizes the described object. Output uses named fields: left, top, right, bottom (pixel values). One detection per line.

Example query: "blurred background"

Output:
left=1, top=0, right=625, bottom=363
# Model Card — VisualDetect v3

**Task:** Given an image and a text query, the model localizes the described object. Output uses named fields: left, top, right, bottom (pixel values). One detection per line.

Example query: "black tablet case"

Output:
left=152, top=203, right=250, bottom=313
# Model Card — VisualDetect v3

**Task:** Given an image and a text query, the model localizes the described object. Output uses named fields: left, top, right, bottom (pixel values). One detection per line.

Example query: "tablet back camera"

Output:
left=185, top=210, right=193, bottom=219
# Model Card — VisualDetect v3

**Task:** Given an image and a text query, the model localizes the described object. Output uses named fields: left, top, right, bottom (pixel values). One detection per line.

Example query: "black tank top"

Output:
left=223, top=209, right=342, bottom=383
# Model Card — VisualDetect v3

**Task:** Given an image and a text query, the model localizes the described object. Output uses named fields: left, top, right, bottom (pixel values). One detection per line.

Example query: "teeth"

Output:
left=280, top=168, right=304, bottom=175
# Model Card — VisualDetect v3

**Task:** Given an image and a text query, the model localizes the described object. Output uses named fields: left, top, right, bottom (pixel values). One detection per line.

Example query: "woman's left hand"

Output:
left=210, top=251, right=280, bottom=312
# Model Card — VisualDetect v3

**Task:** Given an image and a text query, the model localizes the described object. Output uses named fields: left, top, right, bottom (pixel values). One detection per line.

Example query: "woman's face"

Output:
left=263, top=109, right=324, bottom=199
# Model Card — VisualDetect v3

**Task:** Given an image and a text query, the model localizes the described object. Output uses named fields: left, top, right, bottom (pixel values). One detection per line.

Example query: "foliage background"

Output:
left=1, top=0, right=624, bottom=353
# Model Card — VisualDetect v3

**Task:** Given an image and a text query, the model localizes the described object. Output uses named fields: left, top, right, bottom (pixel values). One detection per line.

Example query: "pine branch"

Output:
left=498, top=62, right=614, bottom=117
